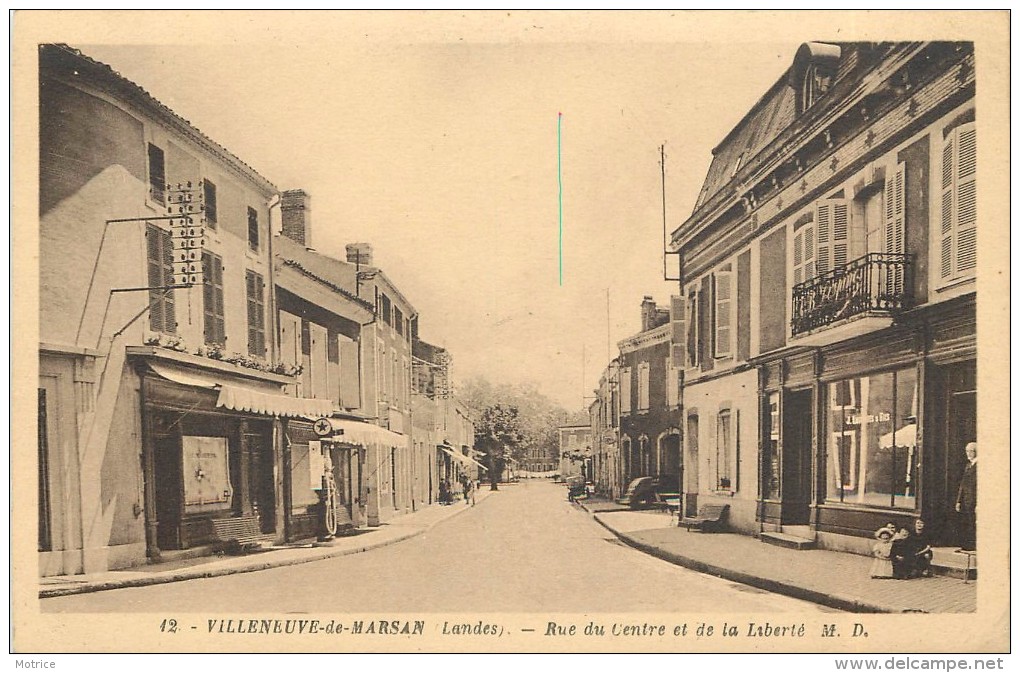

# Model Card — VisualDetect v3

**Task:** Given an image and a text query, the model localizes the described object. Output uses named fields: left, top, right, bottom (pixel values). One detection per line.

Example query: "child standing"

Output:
left=870, top=525, right=896, bottom=579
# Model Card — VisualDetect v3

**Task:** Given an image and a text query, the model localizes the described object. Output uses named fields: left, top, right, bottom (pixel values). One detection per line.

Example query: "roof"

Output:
left=40, top=44, right=277, bottom=197
left=691, top=42, right=869, bottom=214
left=275, top=235, right=375, bottom=313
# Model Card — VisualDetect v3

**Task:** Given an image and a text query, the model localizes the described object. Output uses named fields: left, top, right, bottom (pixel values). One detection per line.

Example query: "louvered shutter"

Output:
left=670, top=295, right=685, bottom=367
left=816, top=200, right=848, bottom=276
left=203, top=252, right=225, bottom=346
left=956, top=124, right=977, bottom=274
left=940, top=123, right=977, bottom=280
left=884, top=163, right=906, bottom=294
left=714, top=270, right=732, bottom=357
left=213, top=261, right=225, bottom=346
left=792, top=223, right=816, bottom=286
left=147, top=226, right=165, bottom=332
left=685, top=289, right=698, bottom=368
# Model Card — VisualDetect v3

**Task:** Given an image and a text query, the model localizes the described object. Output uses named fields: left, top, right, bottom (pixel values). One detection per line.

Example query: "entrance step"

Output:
left=931, top=547, right=977, bottom=580
left=760, top=531, right=816, bottom=550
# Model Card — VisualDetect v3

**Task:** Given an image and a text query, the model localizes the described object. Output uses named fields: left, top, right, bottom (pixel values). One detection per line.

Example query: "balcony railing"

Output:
left=791, top=253, right=911, bottom=337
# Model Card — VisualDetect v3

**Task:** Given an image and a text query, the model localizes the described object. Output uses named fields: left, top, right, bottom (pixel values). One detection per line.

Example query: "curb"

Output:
left=40, top=494, right=491, bottom=599
left=590, top=513, right=897, bottom=614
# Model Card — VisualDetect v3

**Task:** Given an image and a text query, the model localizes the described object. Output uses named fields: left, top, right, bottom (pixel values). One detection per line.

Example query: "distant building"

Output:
left=557, top=425, right=593, bottom=480
left=670, top=42, right=976, bottom=552
left=616, top=297, right=682, bottom=494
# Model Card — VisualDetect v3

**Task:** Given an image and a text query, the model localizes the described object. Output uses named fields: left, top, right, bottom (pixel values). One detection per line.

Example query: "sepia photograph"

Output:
left=10, top=9, right=1010, bottom=659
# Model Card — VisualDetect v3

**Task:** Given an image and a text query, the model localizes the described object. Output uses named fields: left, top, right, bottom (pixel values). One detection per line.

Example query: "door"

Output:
left=684, top=416, right=699, bottom=516
left=152, top=413, right=183, bottom=550
left=781, top=388, right=813, bottom=525
left=931, top=362, right=977, bottom=546
left=243, top=423, right=276, bottom=534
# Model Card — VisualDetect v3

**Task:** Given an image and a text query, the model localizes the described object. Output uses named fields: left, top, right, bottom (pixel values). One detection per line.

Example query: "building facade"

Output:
left=557, top=425, right=592, bottom=480
left=616, top=297, right=683, bottom=495
left=38, top=44, right=338, bottom=575
left=589, top=359, right=622, bottom=498
left=670, top=42, right=977, bottom=553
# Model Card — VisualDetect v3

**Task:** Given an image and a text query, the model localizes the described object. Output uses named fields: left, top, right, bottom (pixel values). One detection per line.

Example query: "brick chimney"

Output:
left=281, top=189, right=311, bottom=247
left=346, top=242, right=373, bottom=267
left=640, top=296, right=657, bottom=332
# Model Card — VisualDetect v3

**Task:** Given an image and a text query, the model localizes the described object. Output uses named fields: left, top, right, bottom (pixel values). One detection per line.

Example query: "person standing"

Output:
left=955, top=442, right=977, bottom=552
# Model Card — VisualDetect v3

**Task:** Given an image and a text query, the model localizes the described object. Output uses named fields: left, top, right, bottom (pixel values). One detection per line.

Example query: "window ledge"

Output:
left=934, top=275, right=975, bottom=294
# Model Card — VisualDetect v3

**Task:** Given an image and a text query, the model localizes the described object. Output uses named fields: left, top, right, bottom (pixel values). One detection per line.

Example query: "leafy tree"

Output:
left=475, top=403, right=524, bottom=490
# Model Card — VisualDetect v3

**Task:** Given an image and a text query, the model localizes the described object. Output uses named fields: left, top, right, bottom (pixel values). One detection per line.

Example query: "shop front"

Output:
left=754, top=294, right=976, bottom=554
left=133, top=351, right=333, bottom=560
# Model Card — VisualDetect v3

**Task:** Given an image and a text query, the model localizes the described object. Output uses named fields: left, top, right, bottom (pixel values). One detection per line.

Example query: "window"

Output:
left=799, top=63, right=835, bottom=112
left=619, top=368, right=632, bottom=414
left=714, top=267, right=732, bottom=358
left=763, top=393, right=781, bottom=500
left=792, top=222, right=816, bottom=287
left=940, top=122, right=976, bottom=283
left=637, top=362, right=650, bottom=412
left=685, top=287, right=699, bottom=368
left=715, top=408, right=737, bottom=491
left=666, top=364, right=680, bottom=409
left=883, top=163, right=906, bottom=294
left=148, top=143, right=166, bottom=205
left=394, top=307, right=404, bottom=336
left=202, top=251, right=225, bottom=346
left=146, top=224, right=176, bottom=334
left=203, top=179, right=217, bottom=228
left=380, top=294, right=392, bottom=326
left=825, top=367, right=918, bottom=508
left=246, top=270, right=266, bottom=356
left=247, top=207, right=259, bottom=251
left=815, top=199, right=850, bottom=276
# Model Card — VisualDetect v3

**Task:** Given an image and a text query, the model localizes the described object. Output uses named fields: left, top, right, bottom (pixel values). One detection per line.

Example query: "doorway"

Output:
left=930, top=361, right=977, bottom=546
left=780, top=388, right=813, bottom=525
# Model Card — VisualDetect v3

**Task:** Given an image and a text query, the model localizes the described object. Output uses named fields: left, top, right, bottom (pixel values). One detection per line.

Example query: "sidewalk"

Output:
left=39, top=489, right=493, bottom=599
left=578, top=498, right=976, bottom=614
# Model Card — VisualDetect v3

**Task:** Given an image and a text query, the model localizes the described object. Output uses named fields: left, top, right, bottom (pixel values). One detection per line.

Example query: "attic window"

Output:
left=731, top=154, right=744, bottom=178
left=790, top=42, right=842, bottom=114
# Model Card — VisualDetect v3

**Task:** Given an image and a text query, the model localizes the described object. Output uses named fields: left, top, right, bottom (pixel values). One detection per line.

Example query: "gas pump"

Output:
left=313, top=418, right=340, bottom=541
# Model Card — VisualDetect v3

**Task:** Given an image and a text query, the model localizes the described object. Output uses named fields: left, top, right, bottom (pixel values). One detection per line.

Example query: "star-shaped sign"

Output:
left=313, top=418, right=334, bottom=437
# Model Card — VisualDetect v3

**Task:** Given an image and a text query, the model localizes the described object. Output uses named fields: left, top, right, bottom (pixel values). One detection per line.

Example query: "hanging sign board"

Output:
left=182, top=435, right=232, bottom=512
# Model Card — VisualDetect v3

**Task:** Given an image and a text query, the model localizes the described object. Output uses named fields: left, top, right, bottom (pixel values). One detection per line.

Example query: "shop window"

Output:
left=202, top=251, right=225, bottom=346
left=715, top=408, right=737, bottom=491
left=637, top=362, right=650, bottom=412
left=763, top=393, right=781, bottom=500
left=146, top=224, right=176, bottom=334
left=825, top=367, right=918, bottom=508
left=147, top=143, right=166, bottom=205
left=246, top=270, right=266, bottom=357
left=940, top=122, right=977, bottom=283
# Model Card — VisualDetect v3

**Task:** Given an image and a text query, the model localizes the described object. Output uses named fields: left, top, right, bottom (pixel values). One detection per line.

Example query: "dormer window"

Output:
left=790, top=42, right=842, bottom=114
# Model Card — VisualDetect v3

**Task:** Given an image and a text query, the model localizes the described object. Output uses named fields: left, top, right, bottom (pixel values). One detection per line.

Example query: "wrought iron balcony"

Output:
left=791, top=253, right=911, bottom=337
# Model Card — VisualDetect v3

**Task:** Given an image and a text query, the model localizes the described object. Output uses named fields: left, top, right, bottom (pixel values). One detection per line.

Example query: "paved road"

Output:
left=43, top=481, right=831, bottom=613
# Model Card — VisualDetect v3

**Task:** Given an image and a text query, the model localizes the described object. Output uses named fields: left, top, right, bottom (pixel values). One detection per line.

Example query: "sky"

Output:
left=68, top=14, right=799, bottom=411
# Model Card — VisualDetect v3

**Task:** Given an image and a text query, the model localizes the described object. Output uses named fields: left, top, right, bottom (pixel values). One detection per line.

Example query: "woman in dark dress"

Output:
left=907, top=519, right=934, bottom=577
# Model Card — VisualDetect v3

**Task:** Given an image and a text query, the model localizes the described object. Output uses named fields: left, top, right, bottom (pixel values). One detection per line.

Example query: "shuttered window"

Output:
left=202, top=251, right=225, bottom=346
left=685, top=288, right=699, bottom=368
left=620, top=368, right=632, bottom=414
left=637, top=362, right=650, bottom=412
left=792, top=223, right=816, bottom=287
left=247, top=207, right=260, bottom=251
left=714, top=266, right=732, bottom=358
left=203, top=179, right=218, bottom=228
left=884, top=162, right=906, bottom=294
left=147, top=143, right=166, bottom=205
left=246, top=270, right=266, bottom=357
left=146, top=224, right=176, bottom=334
left=940, top=122, right=977, bottom=282
left=816, top=199, right=850, bottom=276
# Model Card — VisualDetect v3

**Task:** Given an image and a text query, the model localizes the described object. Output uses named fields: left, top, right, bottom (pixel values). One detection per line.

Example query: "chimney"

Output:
left=640, top=296, right=657, bottom=332
left=281, top=189, right=312, bottom=247
left=346, top=242, right=373, bottom=267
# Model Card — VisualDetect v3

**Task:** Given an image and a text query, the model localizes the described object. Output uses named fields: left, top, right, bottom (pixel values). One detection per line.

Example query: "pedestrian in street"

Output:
left=870, top=525, right=896, bottom=579
left=890, top=526, right=914, bottom=579
left=461, top=476, right=471, bottom=505
left=439, top=479, right=451, bottom=506
left=906, top=519, right=934, bottom=578
left=955, top=441, right=977, bottom=552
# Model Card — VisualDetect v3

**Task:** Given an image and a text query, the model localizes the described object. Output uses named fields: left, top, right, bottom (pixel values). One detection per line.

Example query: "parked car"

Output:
left=617, top=475, right=680, bottom=509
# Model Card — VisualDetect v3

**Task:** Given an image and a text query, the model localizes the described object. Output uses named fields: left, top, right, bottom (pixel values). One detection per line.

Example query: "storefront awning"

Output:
left=148, top=361, right=335, bottom=419
left=440, top=446, right=487, bottom=470
left=326, top=420, right=407, bottom=449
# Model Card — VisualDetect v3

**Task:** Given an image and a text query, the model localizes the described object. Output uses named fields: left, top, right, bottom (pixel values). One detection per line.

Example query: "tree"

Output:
left=475, top=403, right=524, bottom=490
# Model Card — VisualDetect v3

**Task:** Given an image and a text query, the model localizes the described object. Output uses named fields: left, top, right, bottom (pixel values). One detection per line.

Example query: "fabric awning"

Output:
left=440, top=446, right=488, bottom=471
left=149, top=361, right=335, bottom=419
left=326, top=420, right=407, bottom=449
